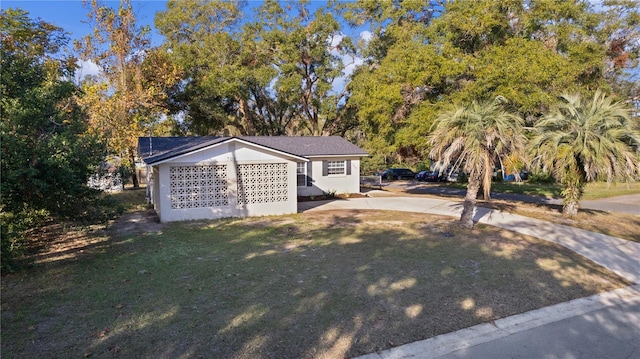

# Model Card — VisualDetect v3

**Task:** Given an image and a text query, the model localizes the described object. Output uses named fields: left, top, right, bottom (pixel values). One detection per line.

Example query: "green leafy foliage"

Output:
left=0, top=8, right=110, bottom=271
left=150, top=0, right=637, bottom=167
left=155, top=0, right=356, bottom=136
left=346, top=0, right=636, bottom=164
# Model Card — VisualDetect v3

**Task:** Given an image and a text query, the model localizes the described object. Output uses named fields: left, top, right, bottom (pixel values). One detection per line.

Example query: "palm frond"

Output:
left=529, top=90, right=640, bottom=214
left=428, top=95, right=526, bottom=204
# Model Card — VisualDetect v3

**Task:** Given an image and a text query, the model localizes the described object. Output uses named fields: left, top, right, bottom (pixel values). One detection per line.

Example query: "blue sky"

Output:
left=1, top=1, right=359, bottom=46
left=5, top=1, right=633, bottom=84
left=2, top=1, right=368, bottom=86
left=3, top=1, right=174, bottom=46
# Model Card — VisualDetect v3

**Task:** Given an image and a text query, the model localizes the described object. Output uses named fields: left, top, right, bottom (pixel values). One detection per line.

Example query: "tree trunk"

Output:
left=129, top=150, right=139, bottom=188
left=238, top=98, right=255, bottom=135
left=460, top=174, right=480, bottom=228
left=561, top=181, right=583, bottom=217
left=563, top=200, right=579, bottom=217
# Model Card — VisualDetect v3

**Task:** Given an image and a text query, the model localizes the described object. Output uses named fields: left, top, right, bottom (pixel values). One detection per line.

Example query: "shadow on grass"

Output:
left=476, top=199, right=640, bottom=243
left=405, top=186, right=467, bottom=198
left=15, top=209, right=161, bottom=270
left=472, top=209, right=639, bottom=285
left=1, top=210, right=631, bottom=359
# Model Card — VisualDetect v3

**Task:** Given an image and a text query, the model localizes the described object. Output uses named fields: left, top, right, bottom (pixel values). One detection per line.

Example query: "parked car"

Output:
left=416, top=170, right=443, bottom=182
left=428, top=171, right=446, bottom=182
left=415, top=170, right=429, bottom=181
left=381, top=168, right=416, bottom=180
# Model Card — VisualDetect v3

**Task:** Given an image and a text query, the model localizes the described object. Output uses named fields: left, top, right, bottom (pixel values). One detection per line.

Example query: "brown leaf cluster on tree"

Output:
left=75, top=0, right=182, bottom=187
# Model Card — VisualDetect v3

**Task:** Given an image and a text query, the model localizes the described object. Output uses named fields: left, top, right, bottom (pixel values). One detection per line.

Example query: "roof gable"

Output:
left=139, top=136, right=225, bottom=165
left=138, top=136, right=367, bottom=165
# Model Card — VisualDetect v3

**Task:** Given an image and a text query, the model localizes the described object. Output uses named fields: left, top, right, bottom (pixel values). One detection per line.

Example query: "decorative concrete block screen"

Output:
left=237, top=163, right=288, bottom=205
left=169, top=165, right=229, bottom=209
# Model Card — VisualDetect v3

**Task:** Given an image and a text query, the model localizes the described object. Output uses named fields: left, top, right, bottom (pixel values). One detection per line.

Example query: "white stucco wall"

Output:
left=296, top=157, right=361, bottom=197
left=151, top=166, right=161, bottom=219
left=152, top=141, right=299, bottom=222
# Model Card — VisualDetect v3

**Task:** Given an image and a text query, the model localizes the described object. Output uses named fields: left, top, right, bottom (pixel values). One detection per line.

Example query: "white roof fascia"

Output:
left=305, top=154, right=369, bottom=159
left=149, top=137, right=308, bottom=166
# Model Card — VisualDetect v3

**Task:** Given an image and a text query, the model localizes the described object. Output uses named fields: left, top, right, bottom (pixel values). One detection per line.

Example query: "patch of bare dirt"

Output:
left=20, top=209, right=163, bottom=268
left=108, top=209, right=163, bottom=237
left=20, top=221, right=106, bottom=266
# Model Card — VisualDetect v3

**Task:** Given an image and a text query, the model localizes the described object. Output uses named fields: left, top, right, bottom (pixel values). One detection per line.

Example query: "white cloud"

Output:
left=331, top=54, right=364, bottom=95
left=328, top=33, right=344, bottom=57
left=326, top=32, right=367, bottom=95
left=359, top=30, right=373, bottom=43
left=75, top=59, right=101, bottom=82
left=342, top=54, right=364, bottom=78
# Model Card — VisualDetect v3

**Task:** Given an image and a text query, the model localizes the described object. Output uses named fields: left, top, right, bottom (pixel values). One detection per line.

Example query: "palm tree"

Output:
left=429, top=96, right=526, bottom=228
left=529, top=91, right=640, bottom=216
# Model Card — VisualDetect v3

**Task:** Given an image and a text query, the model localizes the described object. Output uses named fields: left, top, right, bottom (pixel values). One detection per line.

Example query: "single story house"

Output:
left=138, top=136, right=368, bottom=222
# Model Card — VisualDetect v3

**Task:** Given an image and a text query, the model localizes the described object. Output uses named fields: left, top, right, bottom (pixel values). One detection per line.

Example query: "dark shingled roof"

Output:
left=138, top=136, right=226, bottom=165
left=240, top=136, right=368, bottom=157
left=138, top=136, right=367, bottom=165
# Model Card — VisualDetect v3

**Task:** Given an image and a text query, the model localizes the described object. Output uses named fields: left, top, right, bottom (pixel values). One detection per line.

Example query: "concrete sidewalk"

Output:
left=298, top=196, right=640, bottom=359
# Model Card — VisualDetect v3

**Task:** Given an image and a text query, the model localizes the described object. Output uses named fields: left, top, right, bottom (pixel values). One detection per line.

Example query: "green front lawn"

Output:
left=582, top=181, right=640, bottom=200
left=443, top=181, right=561, bottom=198
left=445, top=181, right=640, bottom=200
left=1, top=209, right=629, bottom=358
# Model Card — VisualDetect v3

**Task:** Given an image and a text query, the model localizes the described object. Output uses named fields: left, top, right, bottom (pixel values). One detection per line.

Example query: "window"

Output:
left=296, top=162, right=306, bottom=187
left=327, top=160, right=345, bottom=175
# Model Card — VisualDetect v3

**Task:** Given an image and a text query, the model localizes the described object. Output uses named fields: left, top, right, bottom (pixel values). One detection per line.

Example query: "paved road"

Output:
left=298, top=196, right=640, bottom=359
left=581, top=194, right=640, bottom=215
left=432, top=296, right=640, bottom=359
left=381, top=182, right=640, bottom=215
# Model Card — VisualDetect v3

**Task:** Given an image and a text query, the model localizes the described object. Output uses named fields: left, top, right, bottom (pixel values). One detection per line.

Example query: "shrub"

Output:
left=322, top=190, right=337, bottom=199
left=0, top=209, right=48, bottom=272
left=528, top=171, right=556, bottom=184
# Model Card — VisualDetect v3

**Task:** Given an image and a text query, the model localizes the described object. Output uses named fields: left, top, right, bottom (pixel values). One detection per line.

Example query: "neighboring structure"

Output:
left=87, top=159, right=123, bottom=193
left=138, top=136, right=368, bottom=222
left=88, top=171, right=123, bottom=193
